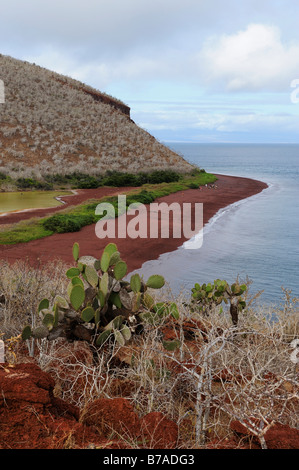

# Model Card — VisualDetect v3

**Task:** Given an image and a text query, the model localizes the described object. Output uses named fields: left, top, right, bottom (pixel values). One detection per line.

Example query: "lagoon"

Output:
left=0, top=190, right=72, bottom=214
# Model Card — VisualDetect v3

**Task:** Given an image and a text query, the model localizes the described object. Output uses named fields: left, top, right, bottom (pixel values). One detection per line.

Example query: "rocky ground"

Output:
left=1, top=338, right=298, bottom=450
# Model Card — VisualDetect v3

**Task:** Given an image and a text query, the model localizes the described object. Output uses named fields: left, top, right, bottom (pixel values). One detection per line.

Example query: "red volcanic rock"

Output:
left=231, top=420, right=299, bottom=449
left=141, top=412, right=178, bottom=449
left=0, top=363, right=179, bottom=449
left=0, top=362, right=55, bottom=405
left=0, top=363, right=82, bottom=448
left=80, top=397, right=141, bottom=439
left=262, top=423, right=299, bottom=449
left=161, top=317, right=208, bottom=343
left=0, top=363, right=132, bottom=449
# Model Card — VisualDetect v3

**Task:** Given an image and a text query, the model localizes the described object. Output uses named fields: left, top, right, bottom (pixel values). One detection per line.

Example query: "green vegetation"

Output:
left=0, top=219, right=53, bottom=245
left=42, top=213, right=95, bottom=233
left=16, top=177, right=54, bottom=190
left=0, top=169, right=205, bottom=191
left=0, top=169, right=217, bottom=244
left=100, top=169, right=182, bottom=187
left=44, top=169, right=183, bottom=189
left=190, top=279, right=247, bottom=326
left=0, top=172, right=12, bottom=183
left=21, top=242, right=179, bottom=351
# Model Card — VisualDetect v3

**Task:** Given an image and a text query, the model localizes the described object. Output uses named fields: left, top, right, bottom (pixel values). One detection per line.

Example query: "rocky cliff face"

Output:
left=55, top=76, right=131, bottom=117
left=82, top=87, right=131, bottom=117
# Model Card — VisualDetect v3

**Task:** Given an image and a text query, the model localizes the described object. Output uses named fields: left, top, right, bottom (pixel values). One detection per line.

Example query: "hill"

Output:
left=0, top=54, right=193, bottom=180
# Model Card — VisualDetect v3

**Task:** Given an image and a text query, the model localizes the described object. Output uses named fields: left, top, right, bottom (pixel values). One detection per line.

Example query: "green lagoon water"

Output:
left=0, top=191, right=72, bottom=213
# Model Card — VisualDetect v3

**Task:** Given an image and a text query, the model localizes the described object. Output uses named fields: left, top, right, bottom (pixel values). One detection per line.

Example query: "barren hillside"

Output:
left=0, top=54, right=193, bottom=179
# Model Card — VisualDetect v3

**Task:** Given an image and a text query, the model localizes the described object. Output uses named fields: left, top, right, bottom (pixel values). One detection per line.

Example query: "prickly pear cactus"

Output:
left=21, top=242, right=179, bottom=350
left=191, top=279, right=247, bottom=325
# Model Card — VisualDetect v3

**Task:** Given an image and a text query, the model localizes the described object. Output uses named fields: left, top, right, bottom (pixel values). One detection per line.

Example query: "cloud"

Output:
left=3, top=2, right=299, bottom=94
left=198, top=24, right=299, bottom=92
left=2, top=1, right=299, bottom=143
left=24, top=47, right=176, bottom=93
left=131, top=97, right=299, bottom=142
left=0, top=0, right=216, bottom=58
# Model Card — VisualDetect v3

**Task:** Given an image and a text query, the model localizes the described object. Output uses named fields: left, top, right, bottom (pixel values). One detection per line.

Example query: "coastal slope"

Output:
left=0, top=54, right=193, bottom=179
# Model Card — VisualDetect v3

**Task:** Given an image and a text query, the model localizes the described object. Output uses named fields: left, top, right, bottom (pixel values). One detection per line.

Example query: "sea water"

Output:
left=133, top=143, right=299, bottom=305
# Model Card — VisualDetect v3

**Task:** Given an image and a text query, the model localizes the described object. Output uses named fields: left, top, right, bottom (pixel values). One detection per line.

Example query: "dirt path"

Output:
left=0, top=175, right=268, bottom=273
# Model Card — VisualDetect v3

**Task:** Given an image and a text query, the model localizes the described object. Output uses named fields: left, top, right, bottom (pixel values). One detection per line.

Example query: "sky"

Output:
left=1, top=0, right=299, bottom=143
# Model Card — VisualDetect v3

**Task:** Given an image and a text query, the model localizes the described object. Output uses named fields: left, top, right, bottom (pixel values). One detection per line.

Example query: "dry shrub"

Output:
left=0, top=261, right=298, bottom=448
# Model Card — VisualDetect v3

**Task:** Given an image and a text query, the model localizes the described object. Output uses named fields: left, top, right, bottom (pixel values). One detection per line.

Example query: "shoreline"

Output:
left=0, top=187, right=131, bottom=223
left=0, top=174, right=268, bottom=272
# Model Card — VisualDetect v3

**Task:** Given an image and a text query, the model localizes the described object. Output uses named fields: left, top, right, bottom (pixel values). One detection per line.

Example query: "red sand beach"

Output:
left=0, top=175, right=268, bottom=273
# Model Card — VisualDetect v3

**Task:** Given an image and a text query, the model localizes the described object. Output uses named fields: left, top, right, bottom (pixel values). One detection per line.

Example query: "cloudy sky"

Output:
left=1, top=0, right=299, bottom=143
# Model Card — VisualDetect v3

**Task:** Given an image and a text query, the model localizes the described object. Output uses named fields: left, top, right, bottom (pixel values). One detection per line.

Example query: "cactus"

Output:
left=162, top=339, right=181, bottom=351
left=70, top=284, right=85, bottom=310
left=21, top=325, right=32, bottom=341
left=72, top=242, right=79, bottom=261
left=146, top=274, right=165, bottom=289
left=81, top=306, right=96, bottom=323
left=95, top=315, right=131, bottom=347
left=130, top=273, right=142, bottom=293
left=42, top=312, right=55, bottom=329
left=138, top=301, right=179, bottom=325
left=190, top=279, right=247, bottom=326
left=38, top=298, right=49, bottom=313
left=85, top=265, right=99, bottom=288
left=21, top=242, right=175, bottom=352
left=66, top=267, right=81, bottom=279
left=113, top=260, right=127, bottom=280
left=32, top=325, right=50, bottom=339
left=100, top=251, right=110, bottom=273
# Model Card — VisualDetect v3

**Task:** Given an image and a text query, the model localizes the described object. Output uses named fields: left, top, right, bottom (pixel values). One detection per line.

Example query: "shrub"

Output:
left=190, top=279, right=247, bottom=326
left=101, top=170, right=182, bottom=187
left=16, top=177, right=53, bottom=190
left=44, top=172, right=102, bottom=189
left=102, top=171, right=141, bottom=187
left=0, top=171, right=9, bottom=181
left=42, top=213, right=94, bottom=233
left=126, top=189, right=156, bottom=206
left=146, top=169, right=181, bottom=184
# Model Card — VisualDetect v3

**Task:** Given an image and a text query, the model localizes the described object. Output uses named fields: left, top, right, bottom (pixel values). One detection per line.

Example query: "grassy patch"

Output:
left=0, top=171, right=217, bottom=244
left=0, top=219, right=53, bottom=245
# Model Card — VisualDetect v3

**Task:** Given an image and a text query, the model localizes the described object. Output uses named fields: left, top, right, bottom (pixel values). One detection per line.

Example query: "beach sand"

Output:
left=0, top=174, right=268, bottom=273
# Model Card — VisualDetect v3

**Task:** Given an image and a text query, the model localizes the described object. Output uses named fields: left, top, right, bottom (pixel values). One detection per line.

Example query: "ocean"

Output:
left=133, top=143, right=299, bottom=306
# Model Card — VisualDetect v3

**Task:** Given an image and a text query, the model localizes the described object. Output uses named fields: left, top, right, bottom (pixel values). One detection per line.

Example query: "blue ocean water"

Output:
left=133, top=143, right=299, bottom=305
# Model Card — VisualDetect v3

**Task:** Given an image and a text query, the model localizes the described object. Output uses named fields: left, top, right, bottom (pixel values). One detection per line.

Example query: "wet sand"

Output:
left=0, top=175, right=268, bottom=273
